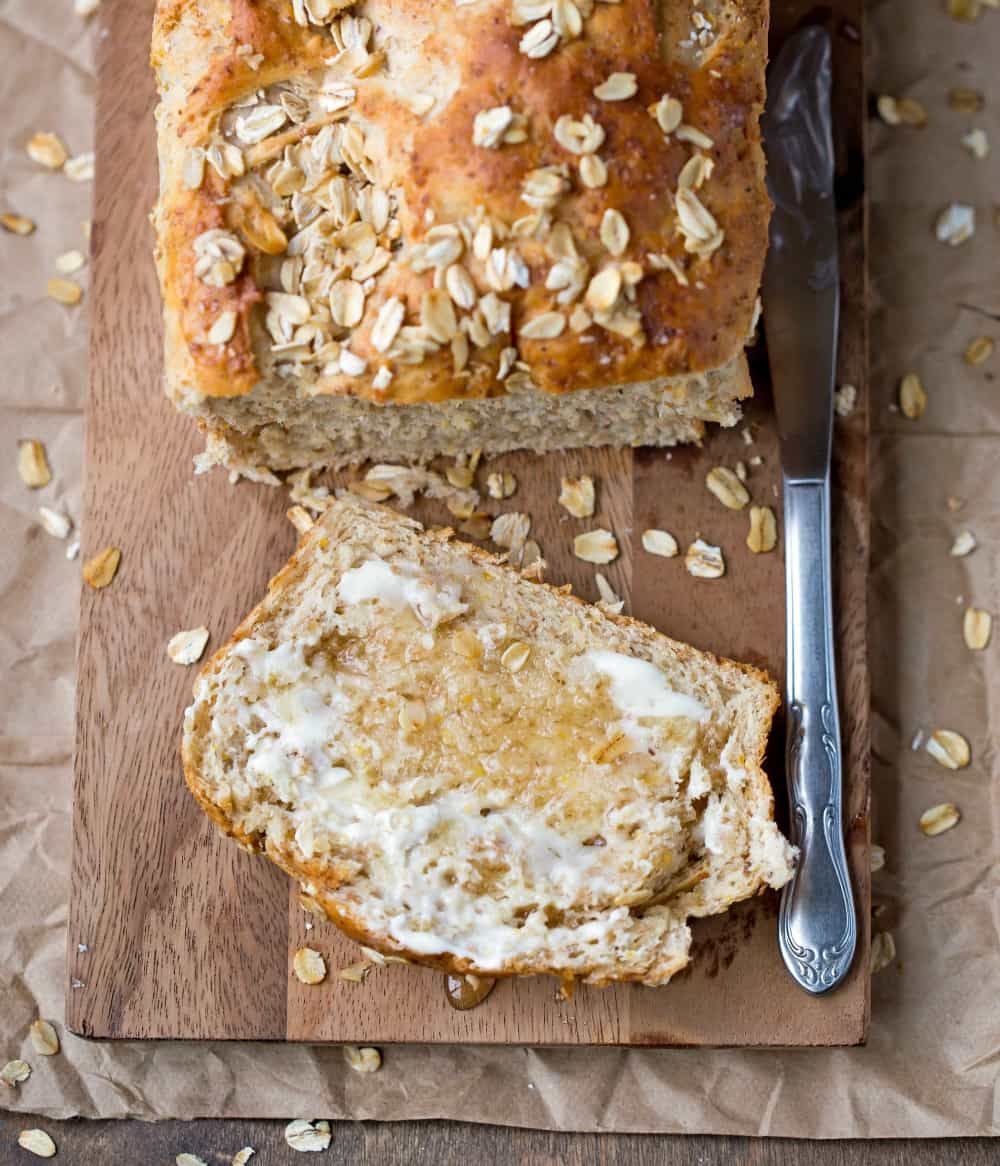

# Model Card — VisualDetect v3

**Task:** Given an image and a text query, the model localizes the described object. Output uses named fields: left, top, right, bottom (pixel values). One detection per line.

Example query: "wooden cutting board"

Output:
left=68, top=0, right=869, bottom=1046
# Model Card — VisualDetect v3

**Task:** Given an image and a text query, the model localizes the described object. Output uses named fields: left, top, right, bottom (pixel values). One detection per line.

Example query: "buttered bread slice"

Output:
left=183, top=498, right=795, bottom=987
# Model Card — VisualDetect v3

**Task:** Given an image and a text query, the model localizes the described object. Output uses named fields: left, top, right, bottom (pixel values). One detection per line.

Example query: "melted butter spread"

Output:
left=192, top=556, right=783, bottom=972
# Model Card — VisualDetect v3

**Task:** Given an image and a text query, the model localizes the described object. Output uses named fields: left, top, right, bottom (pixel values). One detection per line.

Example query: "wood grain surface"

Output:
left=0, top=1116, right=992, bottom=1166
left=68, top=0, right=869, bottom=1048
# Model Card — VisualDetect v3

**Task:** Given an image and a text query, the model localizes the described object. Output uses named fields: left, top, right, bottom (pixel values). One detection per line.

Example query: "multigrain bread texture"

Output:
left=183, top=498, right=795, bottom=987
left=152, top=1, right=770, bottom=472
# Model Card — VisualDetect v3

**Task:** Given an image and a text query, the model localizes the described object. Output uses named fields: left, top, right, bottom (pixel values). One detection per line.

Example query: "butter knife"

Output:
left=761, top=27, right=857, bottom=994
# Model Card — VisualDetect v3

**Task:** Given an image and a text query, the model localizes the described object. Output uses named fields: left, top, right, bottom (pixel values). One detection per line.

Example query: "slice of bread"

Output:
left=183, top=498, right=795, bottom=987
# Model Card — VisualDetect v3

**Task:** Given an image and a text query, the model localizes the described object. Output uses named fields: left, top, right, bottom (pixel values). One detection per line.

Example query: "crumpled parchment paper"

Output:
left=0, top=0, right=996, bottom=1136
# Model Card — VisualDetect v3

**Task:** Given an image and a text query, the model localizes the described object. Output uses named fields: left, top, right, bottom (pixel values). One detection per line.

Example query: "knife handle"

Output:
left=778, top=478, right=857, bottom=994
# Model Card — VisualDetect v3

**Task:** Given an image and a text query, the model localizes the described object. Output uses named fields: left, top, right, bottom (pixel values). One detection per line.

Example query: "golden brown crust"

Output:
left=182, top=498, right=784, bottom=986
left=153, top=0, right=769, bottom=408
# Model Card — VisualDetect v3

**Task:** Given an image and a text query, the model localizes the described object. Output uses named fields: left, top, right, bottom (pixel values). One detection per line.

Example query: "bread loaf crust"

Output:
left=152, top=1, right=769, bottom=415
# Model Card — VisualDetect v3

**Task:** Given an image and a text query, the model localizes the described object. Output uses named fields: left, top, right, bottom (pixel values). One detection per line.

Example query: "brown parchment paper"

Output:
left=1, top=0, right=997, bottom=1136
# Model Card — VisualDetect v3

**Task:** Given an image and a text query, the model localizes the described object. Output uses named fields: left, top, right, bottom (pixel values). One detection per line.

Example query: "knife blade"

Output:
left=761, top=27, right=858, bottom=995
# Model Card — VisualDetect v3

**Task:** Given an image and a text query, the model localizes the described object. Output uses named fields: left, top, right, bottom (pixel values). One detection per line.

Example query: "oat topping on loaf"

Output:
left=152, top=1, right=769, bottom=470
left=183, top=498, right=795, bottom=987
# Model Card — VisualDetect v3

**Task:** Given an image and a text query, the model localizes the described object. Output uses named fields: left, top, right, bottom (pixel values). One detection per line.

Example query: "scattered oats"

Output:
left=925, top=729, right=971, bottom=770
left=520, top=310, right=566, bottom=340
left=338, top=961, right=372, bottom=983
left=519, top=18, right=559, bottom=58
left=573, top=529, right=619, bottom=565
left=898, top=372, right=927, bottom=419
left=594, top=72, right=637, bottom=101
left=491, top=512, right=531, bottom=556
left=445, top=493, right=479, bottom=520
left=558, top=475, right=595, bottom=518
left=65, top=152, right=96, bottom=182
left=29, top=1020, right=60, bottom=1057
left=870, top=844, right=886, bottom=873
left=705, top=466, right=750, bottom=510
left=675, top=187, right=724, bottom=255
left=83, top=546, right=121, bottom=589
left=473, top=105, right=514, bottom=148
left=894, top=98, right=928, bottom=127
left=66, top=538, right=80, bottom=560
left=372, top=365, right=393, bottom=391
left=75, top=0, right=100, bottom=13
left=678, top=152, right=714, bottom=191
left=520, top=540, right=545, bottom=579
left=356, top=942, right=407, bottom=970
left=459, top=514, right=493, bottom=540
left=948, top=87, right=984, bottom=113
left=675, top=123, right=715, bottom=148
left=749, top=455, right=763, bottom=467
left=553, top=113, right=605, bottom=155
left=486, top=471, right=517, bottom=499
left=284, top=1120, right=332, bottom=1152
left=870, top=931, right=896, bottom=974
left=339, top=348, right=367, bottom=376
left=834, top=383, right=857, bottom=416
left=950, top=529, right=977, bottom=557
left=193, top=229, right=245, bottom=287
left=600, top=208, right=630, bottom=256
left=649, top=94, right=683, bottom=135
left=1, top=1059, right=31, bottom=1087
left=445, top=463, right=475, bottom=489
left=371, top=297, right=405, bottom=352
left=594, top=572, right=624, bottom=614
left=747, top=505, right=778, bottom=554
left=685, top=539, right=725, bottom=579
left=47, top=277, right=83, bottom=305
left=963, top=606, right=992, bottom=650
left=17, top=1130, right=56, bottom=1159
left=348, top=479, right=392, bottom=504
left=177, top=1156, right=209, bottom=1166
left=208, top=311, right=238, bottom=345
left=641, top=528, right=678, bottom=558
left=919, top=803, right=960, bottom=837
left=947, top=0, right=983, bottom=21
left=1, top=212, right=36, bottom=235
left=579, top=154, right=607, bottom=187
left=56, top=249, right=86, bottom=275
left=167, top=626, right=210, bottom=666
left=232, top=1151, right=256, bottom=1166
left=344, top=1045, right=382, bottom=1073
left=585, top=266, right=622, bottom=313
left=876, top=95, right=901, bottom=126
left=27, top=131, right=68, bottom=169
left=963, top=335, right=994, bottom=365
left=962, top=128, right=990, bottom=159
left=38, top=507, right=71, bottom=539
left=946, top=495, right=964, bottom=512
left=734, top=460, right=748, bottom=482
left=647, top=251, right=688, bottom=286
left=293, top=947, right=327, bottom=985
left=935, top=203, right=975, bottom=245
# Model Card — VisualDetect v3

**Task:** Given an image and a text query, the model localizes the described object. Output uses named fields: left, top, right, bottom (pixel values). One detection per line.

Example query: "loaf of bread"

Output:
left=183, top=498, right=795, bottom=987
left=152, top=1, right=769, bottom=473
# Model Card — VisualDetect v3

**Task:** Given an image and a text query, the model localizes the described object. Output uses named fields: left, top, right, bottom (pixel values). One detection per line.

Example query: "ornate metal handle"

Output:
left=778, top=478, right=857, bottom=993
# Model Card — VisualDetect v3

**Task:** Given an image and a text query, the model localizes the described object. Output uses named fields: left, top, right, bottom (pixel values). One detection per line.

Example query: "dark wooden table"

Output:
left=0, top=1116, right=990, bottom=1163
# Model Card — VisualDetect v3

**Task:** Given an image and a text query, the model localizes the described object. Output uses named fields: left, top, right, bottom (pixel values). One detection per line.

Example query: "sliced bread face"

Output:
left=183, top=498, right=795, bottom=987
